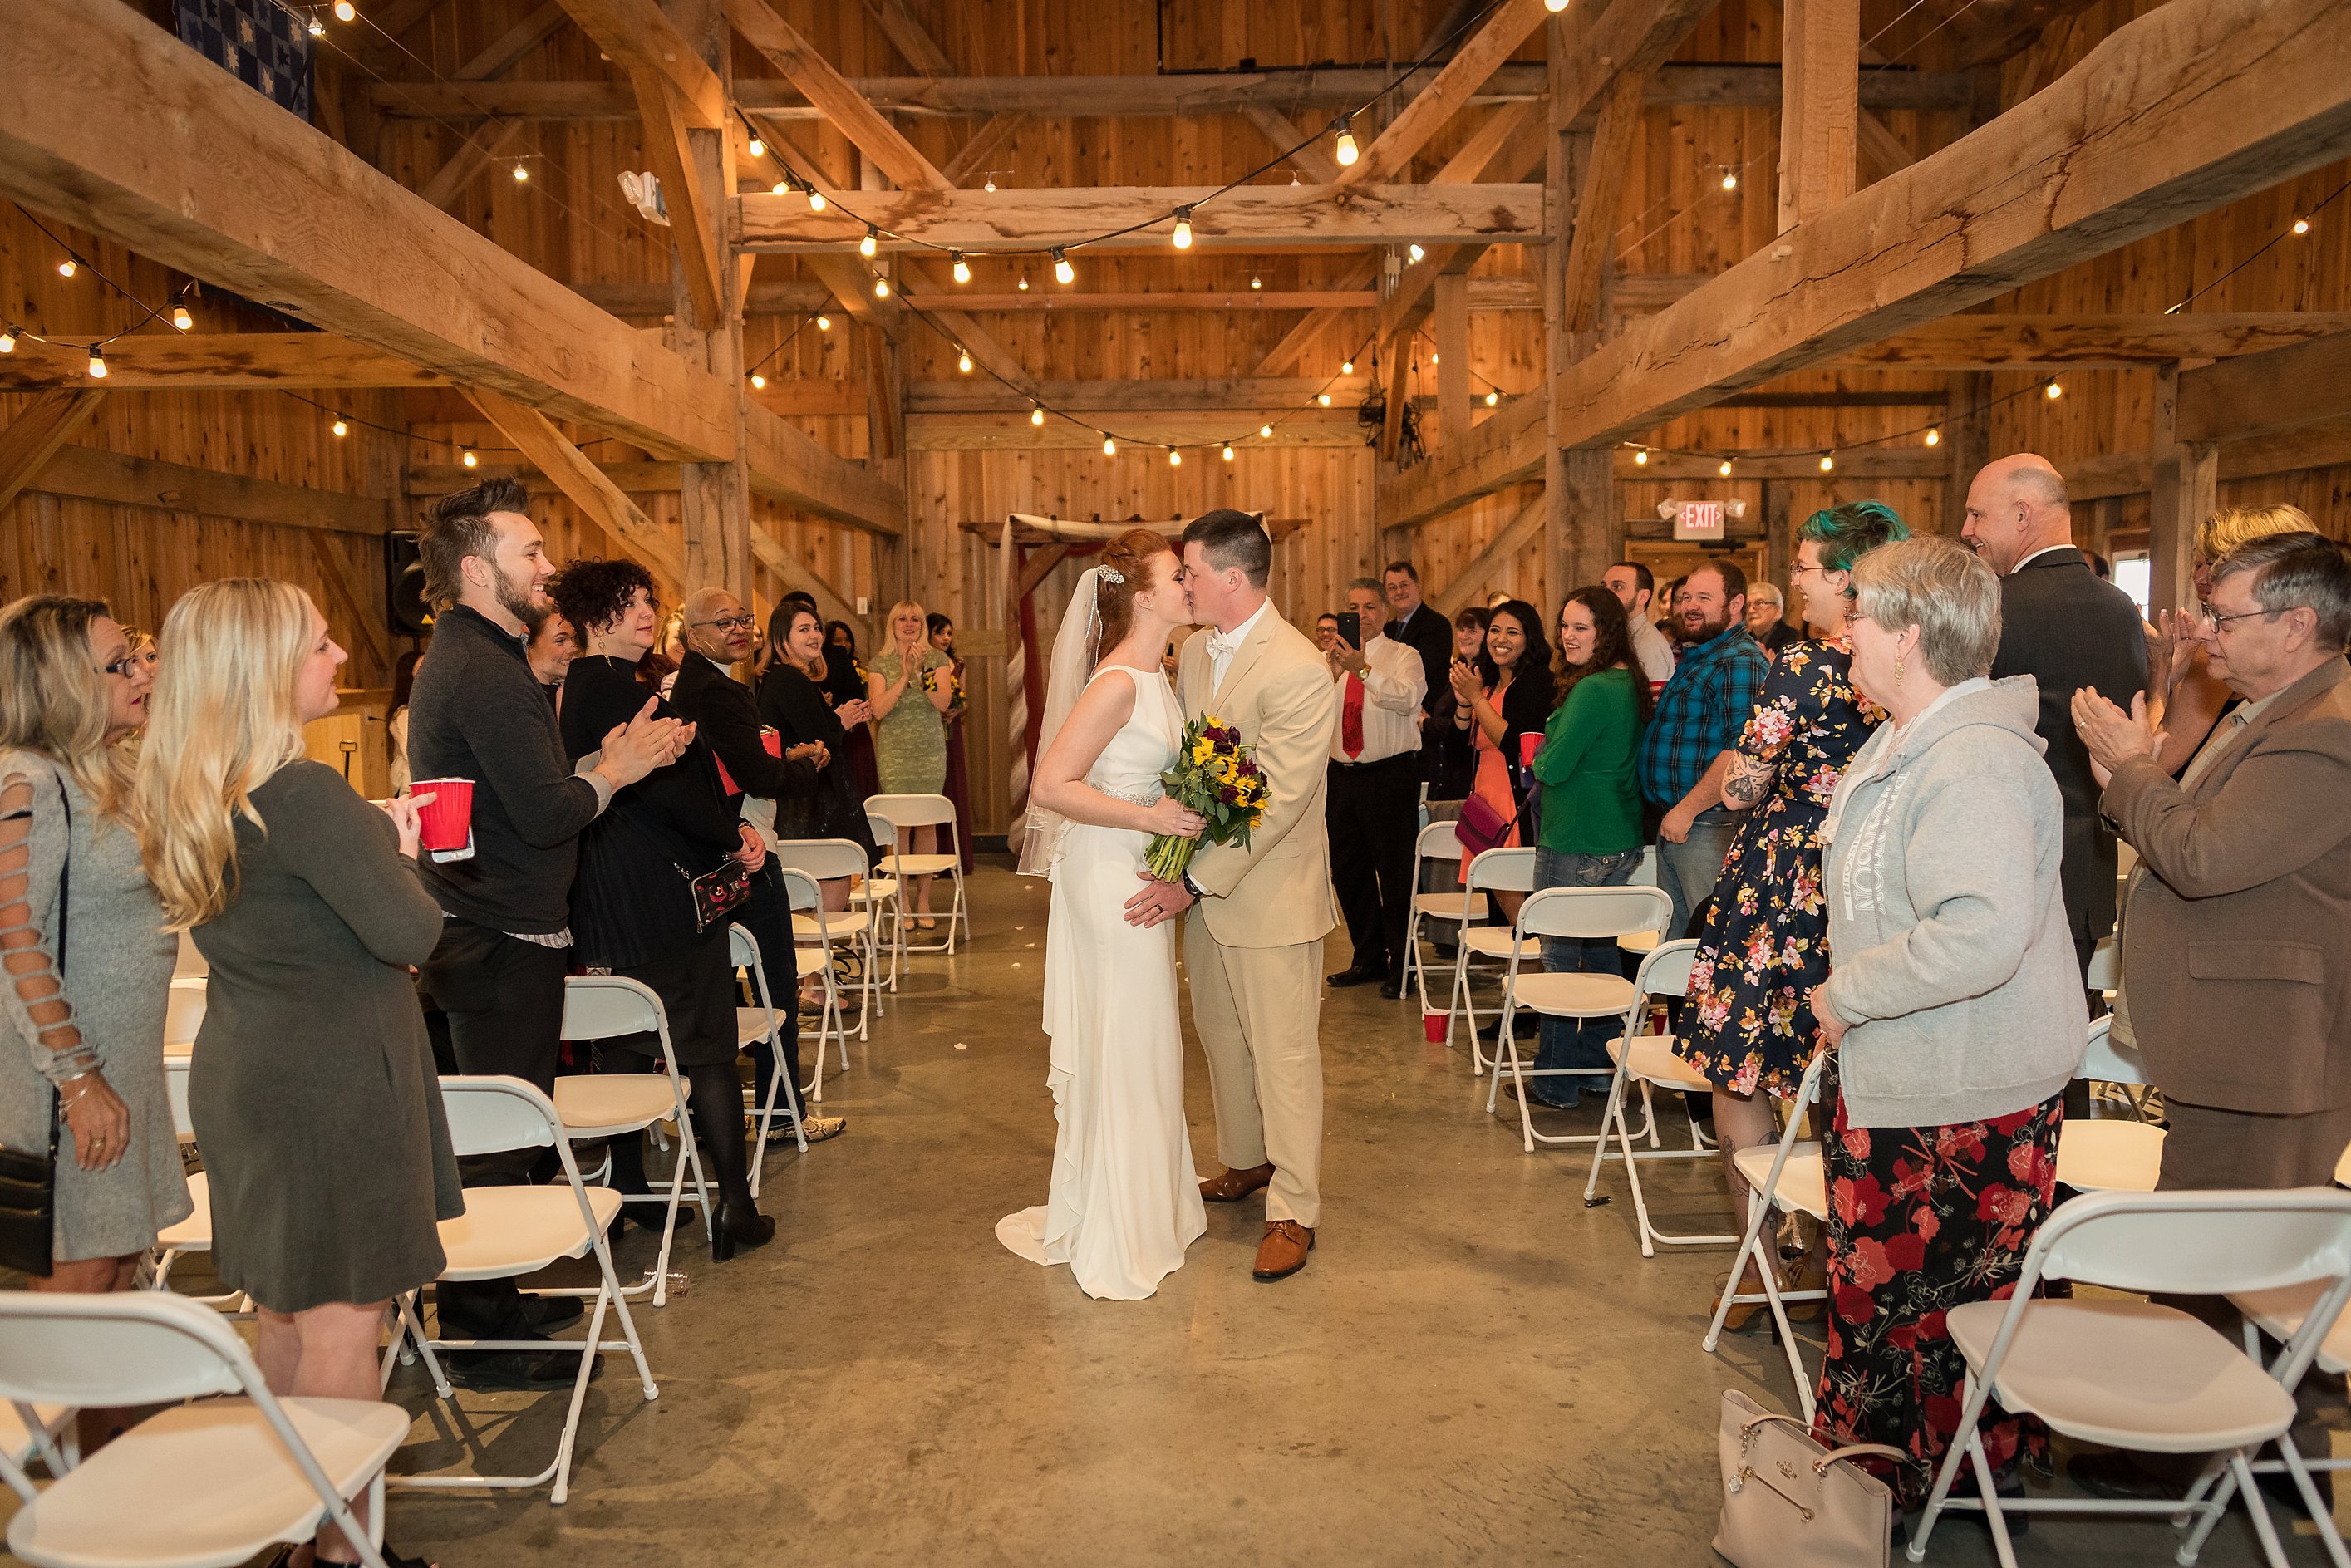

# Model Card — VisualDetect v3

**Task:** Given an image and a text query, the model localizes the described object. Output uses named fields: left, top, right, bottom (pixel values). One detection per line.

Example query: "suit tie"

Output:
left=1341, top=672, right=1365, bottom=759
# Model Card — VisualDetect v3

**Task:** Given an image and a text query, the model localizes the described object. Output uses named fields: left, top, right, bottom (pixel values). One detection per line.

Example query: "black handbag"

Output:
left=679, top=857, right=753, bottom=933
left=0, top=776, right=67, bottom=1276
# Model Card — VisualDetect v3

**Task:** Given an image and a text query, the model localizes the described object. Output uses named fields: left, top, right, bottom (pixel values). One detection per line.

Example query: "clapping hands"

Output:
left=2070, top=687, right=2159, bottom=789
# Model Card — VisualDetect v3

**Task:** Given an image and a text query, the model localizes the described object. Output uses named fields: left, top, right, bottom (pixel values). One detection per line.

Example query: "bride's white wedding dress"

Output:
left=996, top=661, right=1207, bottom=1300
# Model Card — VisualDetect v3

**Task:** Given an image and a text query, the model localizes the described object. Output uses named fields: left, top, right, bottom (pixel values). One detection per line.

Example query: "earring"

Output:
left=1895, top=653, right=1906, bottom=683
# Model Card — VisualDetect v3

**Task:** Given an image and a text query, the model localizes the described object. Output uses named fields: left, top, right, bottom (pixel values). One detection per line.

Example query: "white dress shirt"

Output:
left=2010, top=543, right=2078, bottom=574
left=1206, top=597, right=1274, bottom=691
left=1629, top=616, right=1678, bottom=686
left=1329, top=632, right=1428, bottom=764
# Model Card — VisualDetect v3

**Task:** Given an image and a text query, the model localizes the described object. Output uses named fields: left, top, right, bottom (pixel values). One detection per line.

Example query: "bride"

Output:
left=996, top=528, right=1209, bottom=1300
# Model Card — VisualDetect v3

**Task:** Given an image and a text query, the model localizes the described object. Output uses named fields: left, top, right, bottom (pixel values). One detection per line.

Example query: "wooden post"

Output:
left=666, top=0, right=750, bottom=598
left=1434, top=271, right=1470, bottom=453
left=2150, top=361, right=2218, bottom=617
left=1941, top=371, right=1991, bottom=535
left=1778, top=0, right=1859, bottom=233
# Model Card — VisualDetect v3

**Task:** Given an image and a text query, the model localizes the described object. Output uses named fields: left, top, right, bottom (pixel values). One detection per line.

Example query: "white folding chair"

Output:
left=867, top=792, right=969, bottom=953
left=1907, top=1189, right=2351, bottom=1568
left=161, top=976, right=206, bottom=1060
left=2085, top=932, right=2121, bottom=996
left=552, top=976, right=711, bottom=1309
left=1485, top=884, right=1675, bottom=1153
left=2058, top=1015, right=2165, bottom=1193
left=858, top=809, right=905, bottom=990
left=391, top=1075, right=657, bottom=1507
left=1444, top=847, right=1540, bottom=1069
left=733, top=921, right=809, bottom=1195
left=2225, top=1278, right=2351, bottom=1568
left=772, top=838, right=883, bottom=1041
left=0, top=1290, right=407, bottom=1568
left=1399, top=821, right=1481, bottom=1019
left=1579, top=938, right=1738, bottom=1255
left=1700, top=1052, right=1831, bottom=1419
left=1615, top=847, right=1664, bottom=957
left=150, top=1055, right=237, bottom=1307
left=0, top=1401, right=75, bottom=1485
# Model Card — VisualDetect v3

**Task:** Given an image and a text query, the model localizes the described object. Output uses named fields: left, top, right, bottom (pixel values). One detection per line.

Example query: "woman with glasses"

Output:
left=0, top=597, right=188, bottom=1452
left=1674, top=503, right=1906, bottom=1325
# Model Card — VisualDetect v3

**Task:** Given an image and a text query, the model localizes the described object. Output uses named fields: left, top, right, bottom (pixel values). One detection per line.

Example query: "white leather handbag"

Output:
left=1714, top=1389, right=1906, bottom=1568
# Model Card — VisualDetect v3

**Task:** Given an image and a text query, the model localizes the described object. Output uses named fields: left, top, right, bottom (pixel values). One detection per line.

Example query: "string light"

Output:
left=1168, top=447, right=1183, bottom=466
left=873, top=274, right=891, bottom=298
left=807, top=189, right=826, bottom=213
left=307, top=17, right=323, bottom=34
left=1341, top=358, right=1355, bottom=375
left=1030, top=404, right=1045, bottom=426
left=57, top=258, right=76, bottom=279
left=1222, top=444, right=1235, bottom=461
left=957, top=348, right=974, bottom=374
left=750, top=371, right=767, bottom=389
left=1718, top=458, right=1733, bottom=477
left=2044, top=379, right=2064, bottom=400
left=86, top=344, right=106, bottom=379
left=1544, top=0, right=1569, bottom=10
left=1719, top=166, right=1740, bottom=192
left=171, top=304, right=194, bottom=331
left=333, top=0, right=355, bottom=19
left=1429, top=351, right=1439, bottom=364
left=461, top=448, right=479, bottom=469
left=859, top=225, right=879, bottom=258
left=952, top=250, right=971, bottom=284
left=1016, top=273, right=1030, bottom=292
left=1923, top=427, right=1941, bottom=447
left=982, top=176, right=996, bottom=193
left=746, top=135, right=765, bottom=159
left=511, top=162, right=529, bottom=183
left=2294, top=218, right=2312, bottom=236
left=1818, top=453, right=1835, bottom=472
left=1260, top=424, right=1274, bottom=437
left=1250, top=274, right=1262, bottom=290
left=1172, top=207, right=1194, bottom=250
left=1053, top=249, right=1075, bottom=285
left=816, top=313, right=831, bottom=331
left=0, top=327, right=14, bottom=355
left=1485, top=390, right=1499, bottom=406
left=772, top=179, right=789, bottom=196
left=332, top=416, right=348, bottom=437
left=1316, top=392, right=1333, bottom=406
left=1332, top=114, right=1359, bottom=167
left=1102, top=436, right=1117, bottom=456
left=1407, top=243, right=1424, bottom=263
left=1632, top=446, right=1649, bottom=465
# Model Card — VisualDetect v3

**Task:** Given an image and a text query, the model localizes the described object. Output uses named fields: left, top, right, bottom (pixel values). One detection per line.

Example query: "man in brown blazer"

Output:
left=2074, top=532, right=2351, bottom=1188
left=1125, top=511, right=1340, bottom=1282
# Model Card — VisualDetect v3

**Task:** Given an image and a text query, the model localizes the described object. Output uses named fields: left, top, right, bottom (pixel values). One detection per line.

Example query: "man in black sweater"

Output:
left=409, top=479, right=685, bottom=1373
left=672, top=587, right=845, bottom=1145
left=1962, top=453, right=2150, bottom=975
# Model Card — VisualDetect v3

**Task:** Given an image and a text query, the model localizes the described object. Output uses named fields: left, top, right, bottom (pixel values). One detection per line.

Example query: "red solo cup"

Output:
left=1423, top=1010, right=1448, bottom=1044
left=761, top=728, right=783, bottom=758
left=1518, top=731, right=1541, bottom=768
left=411, top=778, right=474, bottom=854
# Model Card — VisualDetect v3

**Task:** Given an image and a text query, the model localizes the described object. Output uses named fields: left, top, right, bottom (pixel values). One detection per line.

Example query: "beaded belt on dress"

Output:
left=1091, top=782, right=1163, bottom=807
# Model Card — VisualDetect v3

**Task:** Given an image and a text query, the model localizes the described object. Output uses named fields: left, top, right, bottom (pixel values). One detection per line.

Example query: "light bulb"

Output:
left=2044, top=380, right=2063, bottom=400
left=1429, top=351, right=1439, bottom=364
left=1030, top=405, right=1045, bottom=426
left=983, top=176, right=996, bottom=193
left=1332, top=115, right=1358, bottom=167
left=747, top=136, right=765, bottom=159
left=334, top=0, right=354, bottom=19
left=1544, top=0, right=1568, bottom=10
left=2294, top=218, right=2312, bottom=236
left=0, top=327, right=15, bottom=354
left=1260, top=424, right=1273, bottom=438
left=1633, top=447, right=1649, bottom=466
left=859, top=226, right=879, bottom=258
left=1250, top=275, right=1262, bottom=290
left=952, top=251, right=971, bottom=284
left=957, top=350, right=974, bottom=374
left=1172, top=208, right=1193, bottom=250
left=1718, top=459, right=1734, bottom=478
left=1102, top=436, right=1117, bottom=456
left=512, top=162, right=529, bottom=182
left=1016, top=274, right=1030, bottom=292
left=750, top=371, right=767, bottom=389
left=1485, top=390, right=1499, bottom=406
left=772, top=179, right=789, bottom=196
left=1317, top=392, right=1333, bottom=406
left=1341, top=359, right=1355, bottom=375
left=172, top=305, right=194, bottom=331
left=1924, top=427, right=1941, bottom=447
left=86, top=345, right=106, bottom=379
left=1222, top=445, right=1235, bottom=461
left=1168, top=448, right=1183, bottom=467
left=1720, top=167, right=1739, bottom=192
left=1053, top=249, right=1074, bottom=285
left=1407, top=243, right=1424, bottom=263
left=307, top=17, right=324, bottom=34
left=332, top=417, right=348, bottom=437
left=57, top=258, right=76, bottom=278
left=807, top=189, right=826, bottom=213
left=873, top=275, right=890, bottom=298
left=1818, top=453, right=1835, bottom=472
left=461, top=449, right=479, bottom=469
left=816, top=314, right=830, bottom=331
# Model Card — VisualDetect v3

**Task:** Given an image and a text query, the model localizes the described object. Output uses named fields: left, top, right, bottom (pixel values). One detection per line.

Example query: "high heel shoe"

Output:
left=709, top=1198, right=776, bottom=1261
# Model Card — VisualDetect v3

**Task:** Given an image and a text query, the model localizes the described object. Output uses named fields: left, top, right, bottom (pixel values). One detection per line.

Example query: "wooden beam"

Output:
left=1620, top=447, right=1949, bottom=479
left=1434, top=273, right=1470, bottom=450
left=1562, top=71, right=1647, bottom=336
left=725, top=0, right=952, bottom=192
left=939, top=111, right=1024, bottom=187
left=408, top=460, right=683, bottom=496
left=1857, top=110, right=1915, bottom=182
left=1554, top=0, right=1719, bottom=130
left=2176, top=330, right=2351, bottom=446
left=747, top=525, right=863, bottom=631
left=905, top=410, right=1362, bottom=449
left=1335, top=0, right=1553, bottom=189
left=628, top=69, right=729, bottom=328
left=742, top=401, right=906, bottom=533
left=801, top=251, right=897, bottom=326
left=0, top=334, right=441, bottom=391
left=1547, top=0, right=2351, bottom=456
left=2063, top=413, right=2351, bottom=501
left=456, top=1, right=570, bottom=81
left=1778, top=0, right=1860, bottom=233
left=417, top=118, right=528, bottom=211
left=0, top=390, right=107, bottom=511
left=27, top=443, right=398, bottom=533
left=1431, top=493, right=1547, bottom=617
left=1253, top=257, right=1382, bottom=376
left=1241, top=106, right=1339, bottom=184
left=548, top=0, right=724, bottom=125
left=1, top=0, right=737, bottom=464
left=1831, top=312, right=2351, bottom=369
left=907, top=376, right=1373, bottom=414
left=736, top=184, right=1546, bottom=251
left=2149, top=362, right=2216, bottom=617
left=578, top=278, right=830, bottom=314
left=1380, top=391, right=1545, bottom=529
left=930, top=288, right=1383, bottom=313
left=307, top=533, right=395, bottom=675
left=855, top=0, right=952, bottom=76
left=465, top=386, right=688, bottom=585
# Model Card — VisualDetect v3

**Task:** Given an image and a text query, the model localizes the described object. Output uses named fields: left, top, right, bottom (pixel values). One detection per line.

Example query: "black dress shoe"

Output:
left=520, top=1294, right=583, bottom=1332
left=1378, top=976, right=1403, bottom=1000
left=447, top=1340, right=601, bottom=1391
left=711, top=1198, right=777, bottom=1261
left=1326, top=965, right=1383, bottom=988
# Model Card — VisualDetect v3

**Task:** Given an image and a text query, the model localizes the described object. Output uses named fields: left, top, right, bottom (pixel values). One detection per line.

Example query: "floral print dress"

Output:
left=1675, top=639, right=1882, bottom=1096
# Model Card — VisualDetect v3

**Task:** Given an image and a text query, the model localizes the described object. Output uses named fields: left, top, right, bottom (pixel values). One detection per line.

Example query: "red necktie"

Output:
left=1342, top=672, right=1365, bottom=759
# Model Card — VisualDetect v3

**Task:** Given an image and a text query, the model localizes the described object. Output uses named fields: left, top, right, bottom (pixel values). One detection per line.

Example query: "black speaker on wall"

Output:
left=386, top=531, right=432, bottom=637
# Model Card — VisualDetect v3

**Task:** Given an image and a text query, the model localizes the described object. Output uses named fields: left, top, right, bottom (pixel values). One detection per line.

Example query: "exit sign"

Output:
left=1675, top=500, right=1724, bottom=542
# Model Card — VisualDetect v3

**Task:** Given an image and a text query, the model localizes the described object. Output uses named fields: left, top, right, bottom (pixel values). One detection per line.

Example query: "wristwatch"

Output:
left=1181, top=871, right=1203, bottom=900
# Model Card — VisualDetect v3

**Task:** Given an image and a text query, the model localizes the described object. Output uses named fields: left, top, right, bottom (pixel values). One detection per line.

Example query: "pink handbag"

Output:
left=1455, top=789, right=1512, bottom=857
left=1714, top=1390, right=1906, bottom=1568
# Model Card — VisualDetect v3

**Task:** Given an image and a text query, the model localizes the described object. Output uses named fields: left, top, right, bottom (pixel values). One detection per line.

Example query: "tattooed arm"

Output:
left=1720, top=750, right=1777, bottom=811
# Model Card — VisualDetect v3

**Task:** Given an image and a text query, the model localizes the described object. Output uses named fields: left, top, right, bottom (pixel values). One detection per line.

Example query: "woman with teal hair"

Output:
left=1674, top=500, right=1909, bottom=1324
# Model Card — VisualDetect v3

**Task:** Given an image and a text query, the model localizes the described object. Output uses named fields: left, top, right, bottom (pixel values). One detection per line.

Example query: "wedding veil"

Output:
left=1014, top=565, right=1114, bottom=877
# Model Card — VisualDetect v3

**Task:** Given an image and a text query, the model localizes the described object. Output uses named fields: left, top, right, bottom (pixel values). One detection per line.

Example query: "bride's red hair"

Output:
left=1092, top=527, right=1171, bottom=661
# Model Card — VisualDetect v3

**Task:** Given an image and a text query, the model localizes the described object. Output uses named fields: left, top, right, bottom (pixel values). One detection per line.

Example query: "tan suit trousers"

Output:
left=1184, top=916, right=1324, bottom=1228
left=2156, top=1098, right=2351, bottom=1191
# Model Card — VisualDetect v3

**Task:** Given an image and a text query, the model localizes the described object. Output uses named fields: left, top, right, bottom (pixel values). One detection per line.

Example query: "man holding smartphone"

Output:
left=1322, top=578, right=1427, bottom=998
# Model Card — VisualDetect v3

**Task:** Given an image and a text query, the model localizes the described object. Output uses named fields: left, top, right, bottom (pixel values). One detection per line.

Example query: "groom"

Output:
left=1125, top=510, right=1340, bottom=1282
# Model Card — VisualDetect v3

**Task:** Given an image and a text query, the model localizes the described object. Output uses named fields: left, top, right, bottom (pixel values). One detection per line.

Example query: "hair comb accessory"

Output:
left=1099, top=566, right=1124, bottom=585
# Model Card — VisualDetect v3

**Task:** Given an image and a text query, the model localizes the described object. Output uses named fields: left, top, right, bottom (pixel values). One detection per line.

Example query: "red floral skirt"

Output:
left=1812, top=1062, right=2063, bottom=1508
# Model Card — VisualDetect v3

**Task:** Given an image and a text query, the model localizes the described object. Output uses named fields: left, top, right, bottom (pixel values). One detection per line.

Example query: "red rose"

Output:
left=1882, top=1231, right=1926, bottom=1272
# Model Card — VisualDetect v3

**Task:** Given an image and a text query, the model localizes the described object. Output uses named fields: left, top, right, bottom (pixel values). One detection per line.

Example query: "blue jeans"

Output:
left=1656, top=809, right=1739, bottom=942
left=1528, top=845, right=1643, bottom=1108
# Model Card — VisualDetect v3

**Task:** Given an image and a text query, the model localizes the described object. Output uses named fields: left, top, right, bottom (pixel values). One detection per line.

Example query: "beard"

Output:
left=1682, top=608, right=1731, bottom=642
left=494, top=566, right=543, bottom=626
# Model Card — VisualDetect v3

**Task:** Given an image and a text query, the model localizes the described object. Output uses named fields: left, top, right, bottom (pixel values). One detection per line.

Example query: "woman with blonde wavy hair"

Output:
left=138, top=578, right=451, bottom=1568
left=866, top=597, right=956, bottom=925
left=0, top=595, right=184, bottom=1445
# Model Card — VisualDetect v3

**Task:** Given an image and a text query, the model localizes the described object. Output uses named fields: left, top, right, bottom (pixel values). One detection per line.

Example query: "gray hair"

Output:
left=1749, top=582, right=1784, bottom=610
left=1345, top=577, right=1383, bottom=596
left=2215, top=533, right=2351, bottom=649
left=1849, top=535, right=2004, bottom=686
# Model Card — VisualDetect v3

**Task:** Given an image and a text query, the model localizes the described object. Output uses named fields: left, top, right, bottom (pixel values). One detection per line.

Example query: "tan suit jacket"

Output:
left=1174, top=608, right=1341, bottom=948
left=2104, top=656, right=2351, bottom=1116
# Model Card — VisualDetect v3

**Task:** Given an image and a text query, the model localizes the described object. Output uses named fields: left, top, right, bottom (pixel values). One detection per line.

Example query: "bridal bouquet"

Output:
left=1144, top=714, right=1268, bottom=882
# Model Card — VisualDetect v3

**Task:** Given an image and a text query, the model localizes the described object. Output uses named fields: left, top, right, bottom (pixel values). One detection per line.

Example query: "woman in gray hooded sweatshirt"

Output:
left=1807, top=534, right=2087, bottom=1509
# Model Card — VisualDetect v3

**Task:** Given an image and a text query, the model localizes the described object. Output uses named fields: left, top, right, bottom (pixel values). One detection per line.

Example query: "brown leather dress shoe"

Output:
left=1198, top=1162, right=1275, bottom=1203
left=1253, top=1221, right=1314, bottom=1281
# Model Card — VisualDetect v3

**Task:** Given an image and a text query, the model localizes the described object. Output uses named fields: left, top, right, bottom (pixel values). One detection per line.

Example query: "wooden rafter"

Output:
left=417, top=118, right=527, bottom=211
left=1241, top=107, right=1338, bottom=184
left=1829, top=312, right=2351, bottom=368
left=27, top=444, right=397, bottom=533
left=457, top=1, right=570, bottom=81
left=2176, top=330, right=2351, bottom=446
left=467, top=386, right=687, bottom=586
left=856, top=0, right=952, bottom=76
left=549, top=0, right=724, bottom=125
left=1778, top=0, right=1859, bottom=232
left=0, top=335, right=440, bottom=391
left=629, top=69, right=729, bottom=328
left=1332, top=0, right=1553, bottom=189
left=307, top=533, right=395, bottom=674
left=941, top=111, right=1025, bottom=187
left=0, top=389, right=109, bottom=511
left=725, top=0, right=952, bottom=192
left=1554, top=0, right=1719, bottom=130
left=1561, top=72, right=1647, bottom=336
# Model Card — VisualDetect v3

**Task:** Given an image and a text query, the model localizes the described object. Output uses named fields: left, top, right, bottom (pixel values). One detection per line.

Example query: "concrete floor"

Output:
left=6, top=863, right=2334, bottom=1566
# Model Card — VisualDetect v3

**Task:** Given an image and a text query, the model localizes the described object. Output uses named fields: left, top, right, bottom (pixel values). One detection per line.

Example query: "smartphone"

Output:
left=1334, top=612, right=1361, bottom=649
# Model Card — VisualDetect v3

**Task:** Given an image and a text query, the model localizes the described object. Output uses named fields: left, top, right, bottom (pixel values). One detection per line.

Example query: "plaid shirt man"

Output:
left=1638, top=622, right=1768, bottom=807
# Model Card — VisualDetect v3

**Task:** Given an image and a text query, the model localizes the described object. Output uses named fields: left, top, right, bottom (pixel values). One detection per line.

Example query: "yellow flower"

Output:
left=1209, top=757, right=1237, bottom=784
left=1189, top=739, right=1213, bottom=764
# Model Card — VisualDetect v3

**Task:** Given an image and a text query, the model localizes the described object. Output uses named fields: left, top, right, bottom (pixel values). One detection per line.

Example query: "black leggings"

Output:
left=603, top=1049, right=753, bottom=1210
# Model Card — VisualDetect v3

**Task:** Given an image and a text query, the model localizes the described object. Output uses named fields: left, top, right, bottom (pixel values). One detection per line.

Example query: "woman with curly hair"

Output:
left=1674, top=501, right=1906, bottom=1320
left=550, top=558, right=775, bottom=1258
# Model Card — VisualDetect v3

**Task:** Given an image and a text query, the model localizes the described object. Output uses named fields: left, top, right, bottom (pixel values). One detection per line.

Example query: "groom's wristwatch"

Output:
left=1180, top=872, right=1203, bottom=901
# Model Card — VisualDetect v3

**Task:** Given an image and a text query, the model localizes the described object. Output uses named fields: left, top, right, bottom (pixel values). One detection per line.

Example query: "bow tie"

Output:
left=1207, top=628, right=1243, bottom=658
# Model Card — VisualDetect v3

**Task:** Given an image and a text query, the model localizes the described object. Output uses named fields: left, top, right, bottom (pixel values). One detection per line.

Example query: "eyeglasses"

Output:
left=96, top=656, right=139, bottom=677
left=2194, top=601, right=2293, bottom=632
left=1789, top=562, right=1835, bottom=579
left=690, top=614, right=756, bottom=632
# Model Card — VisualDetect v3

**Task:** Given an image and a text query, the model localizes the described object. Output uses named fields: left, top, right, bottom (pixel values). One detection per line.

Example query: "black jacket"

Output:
left=671, top=654, right=817, bottom=807
left=757, top=663, right=880, bottom=858
left=407, top=605, right=603, bottom=935
left=1989, top=548, right=2149, bottom=948
left=1387, top=602, right=1455, bottom=711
